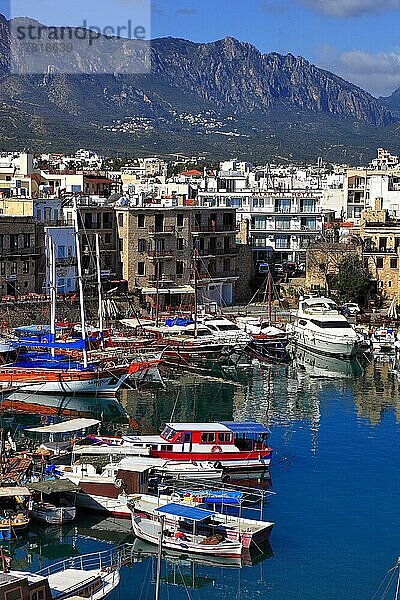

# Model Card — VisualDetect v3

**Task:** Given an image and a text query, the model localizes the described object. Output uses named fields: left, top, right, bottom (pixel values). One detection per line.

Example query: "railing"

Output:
left=198, top=247, right=238, bottom=256
left=192, top=225, right=238, bottom=233
left=36, top=543, right=137, bottom=578
left=148, top=226, right=176, bottom=234
left=147, top=249, right=176, bottom=257
left=195, top=270, right=238, bottom=279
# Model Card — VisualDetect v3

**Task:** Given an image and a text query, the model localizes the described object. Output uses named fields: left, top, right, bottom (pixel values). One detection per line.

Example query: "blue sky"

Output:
left=4, top=0, right=400, bottom=97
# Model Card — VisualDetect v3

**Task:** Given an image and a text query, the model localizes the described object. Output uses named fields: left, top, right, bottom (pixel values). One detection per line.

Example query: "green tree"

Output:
left=336, top=255, right=370, bottom=304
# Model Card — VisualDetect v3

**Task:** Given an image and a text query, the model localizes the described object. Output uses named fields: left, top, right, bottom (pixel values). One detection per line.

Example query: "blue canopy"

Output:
left=155, top=503, right=215, bottom=522
left=219, top=421, right=270, bottom=435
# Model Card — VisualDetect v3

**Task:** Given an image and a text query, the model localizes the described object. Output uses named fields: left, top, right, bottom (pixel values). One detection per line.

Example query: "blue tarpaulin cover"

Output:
left=155, top=503, right=215, bottom=521
left=219, top=421, right=270, bottom=435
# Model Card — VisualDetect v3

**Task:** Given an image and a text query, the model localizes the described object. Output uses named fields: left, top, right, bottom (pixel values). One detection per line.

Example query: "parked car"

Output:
left=341, top=302, right=361, bottom=316
left=273, top=263, right=284, bottom=275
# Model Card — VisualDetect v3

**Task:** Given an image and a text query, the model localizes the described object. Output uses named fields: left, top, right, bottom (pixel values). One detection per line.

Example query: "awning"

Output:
left=169, top=285, right=195, bottom=295
left=141, top=285, right=195, bottom=295
left=0, top=486, right=31, bottom=497
left=26, top=418, right=100, bottom=434
left=28, top=480, right=80, bottom=495
left=219, top=421, right=270, bottom=435
left=141, top=288, right=170, bottom=295
left=155, top=503, right=214, bottom=522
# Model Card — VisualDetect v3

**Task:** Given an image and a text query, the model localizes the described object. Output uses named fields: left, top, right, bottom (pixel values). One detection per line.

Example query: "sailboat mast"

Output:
left=155, top=516, right=164, bottom=600
left=155, top=259, right=160, bottom=327
left=193, top=249, right=198, bottom=339
left=95, top=234, right=104, bottom=349
left=48, top=237, right=56, bottom=358
left=268, top=271, right=272, bottom=326
left=72, top=197, right=88, bottom=368
left=395, top=558, right=400, bottom=600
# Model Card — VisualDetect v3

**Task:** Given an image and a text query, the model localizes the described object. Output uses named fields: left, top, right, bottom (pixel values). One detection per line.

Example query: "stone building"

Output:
left=63, top=197, right=121, bottom=283
left=305, top=240, right=362, bottom=294
left=359, top=198, right=400, bottom=301
left=116, top=206, right=238, bottom=307
left=0, top=216, right=43, bottom=297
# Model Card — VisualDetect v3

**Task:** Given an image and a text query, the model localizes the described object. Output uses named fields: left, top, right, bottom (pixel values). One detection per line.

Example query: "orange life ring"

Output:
left=211, top=445, right=222, bottom=453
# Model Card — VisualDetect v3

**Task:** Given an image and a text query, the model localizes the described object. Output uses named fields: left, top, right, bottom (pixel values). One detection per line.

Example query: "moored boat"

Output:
left=132, top=511, right=243, bottom=558
left=89, top=421, right=273, bottom=471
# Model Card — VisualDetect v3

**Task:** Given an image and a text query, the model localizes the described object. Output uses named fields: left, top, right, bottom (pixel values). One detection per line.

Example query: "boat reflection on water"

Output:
left=291, top=347, right=364, bottom=379
left=0, top=391, right=129, bottom=423
left=130, top=537, right=273, bottom=570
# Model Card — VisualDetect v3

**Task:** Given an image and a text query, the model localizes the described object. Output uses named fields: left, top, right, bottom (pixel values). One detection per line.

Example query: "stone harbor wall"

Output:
left=0, top=296, right=142, bottom=329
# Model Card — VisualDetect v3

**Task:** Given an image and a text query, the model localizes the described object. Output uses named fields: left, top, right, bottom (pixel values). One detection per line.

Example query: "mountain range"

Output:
left=0, top=14, right=400, bottom=163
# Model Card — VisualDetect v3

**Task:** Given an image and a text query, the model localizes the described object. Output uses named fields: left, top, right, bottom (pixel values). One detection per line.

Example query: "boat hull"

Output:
left=132, top=516, right=243, bottom=558
left=30, top=503, right=76, bottom=524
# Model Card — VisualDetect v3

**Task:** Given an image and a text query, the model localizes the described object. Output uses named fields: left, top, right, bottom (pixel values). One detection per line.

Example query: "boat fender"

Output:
left=211, top=445, right=222, bottom=453
left=114, top=479, right=123, bottom=489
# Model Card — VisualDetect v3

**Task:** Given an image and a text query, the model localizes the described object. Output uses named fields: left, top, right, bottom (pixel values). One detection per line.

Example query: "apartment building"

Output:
left=63, top=197, right=121, bottom=282
left=116, top=205, right=238, bottom=306
left=0, top=216, right=42, bottom=297
left=360, top=198, right=400, bottom=301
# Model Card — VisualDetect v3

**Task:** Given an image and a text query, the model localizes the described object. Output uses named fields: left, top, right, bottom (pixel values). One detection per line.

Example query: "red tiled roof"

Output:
left=180, top=169, right=203, bottom=177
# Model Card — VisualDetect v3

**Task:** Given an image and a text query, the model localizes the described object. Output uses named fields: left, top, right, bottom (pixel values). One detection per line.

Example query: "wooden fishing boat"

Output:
left=29, top=502, right=76, bottom=525
left=132, top=511, right=243, bottom=558
left=0, top=486, right=31, bottom=539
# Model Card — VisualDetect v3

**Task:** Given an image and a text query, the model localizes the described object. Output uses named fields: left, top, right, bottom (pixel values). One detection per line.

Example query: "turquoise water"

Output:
left=6, top=352, right=400, bottom=599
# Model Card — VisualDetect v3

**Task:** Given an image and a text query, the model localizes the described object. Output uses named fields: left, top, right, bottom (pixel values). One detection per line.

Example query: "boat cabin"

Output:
left=0, top=570, right=51, bottom=600
left=156, top=422, right=270, bottom=453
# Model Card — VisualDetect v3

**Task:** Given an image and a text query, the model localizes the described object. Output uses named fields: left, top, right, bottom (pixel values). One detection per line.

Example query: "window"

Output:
left=5, top=587, right=23, bottom=600
left=275, top=217, right=291, bottom=230
left=177, top=238, right=184, bottom=251
left=23, top=233, right=30, bottom=248
left=119, top=238, right=123, bottom=252
left=275, top=235, right=290, bottom=249
left=388, top=281, right=392, bottom=288
left=66, top=211, right=73, bottom=225
left=31, top=589, right=45, bottom=600
left=57, top=245, right=65, bottom=259
left=104, top=233, right=112, bottom=244
left=118, top=213, right=124, bottom=227
left=138, top=239, right=146, bottom=252
left=176, top=261, right=184, bottom=275
left=22, top=260, right=29, bottom=274
left=11, top=262, right=17, bottom=275
left=155, top=238, right=165, bottom=252
left=177, top=214, right=184, bottom=227
left=310, top=319, right=352, bottom=329
left=137, top=262, right=145, bottom=275
left=201, top=432, right=215, bottom=443
left=390, top=258, right=398, bottom=269
left=217, top=432, right=232, bottom=443
left=0, top=262, right=5, bottom=275
left=376, top=257, right=384, bottom=269
left=223, top=258, right=231, bottom=272
left=10, top=234, right=18, bottom=252
left=253, top=216, right=266, bottom=230
left=138, top=214, right=145, bottom=228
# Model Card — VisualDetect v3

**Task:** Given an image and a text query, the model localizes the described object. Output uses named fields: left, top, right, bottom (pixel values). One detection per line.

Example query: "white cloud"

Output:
left=317, top=44, right=400, bottom=96
left=300, top=0, right=400, bottom=17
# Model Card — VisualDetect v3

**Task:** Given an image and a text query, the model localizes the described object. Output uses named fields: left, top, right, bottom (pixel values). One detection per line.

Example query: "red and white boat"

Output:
left=88, top=421, right=273, bottom=471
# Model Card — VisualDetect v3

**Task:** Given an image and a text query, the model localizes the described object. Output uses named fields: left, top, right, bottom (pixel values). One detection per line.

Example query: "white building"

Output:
left=45, top=226, right=77, bottom=294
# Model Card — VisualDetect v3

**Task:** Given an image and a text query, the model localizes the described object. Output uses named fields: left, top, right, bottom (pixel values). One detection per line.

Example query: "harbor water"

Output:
left=4, top=351, right=400, bottom=599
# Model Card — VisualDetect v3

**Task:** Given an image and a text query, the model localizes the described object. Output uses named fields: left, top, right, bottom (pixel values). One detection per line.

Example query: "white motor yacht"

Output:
left=289, top=296, right=360, bottom=358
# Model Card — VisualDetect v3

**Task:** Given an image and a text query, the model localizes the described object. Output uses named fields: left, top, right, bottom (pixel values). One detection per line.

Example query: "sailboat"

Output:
left=236, top=273, right=289, bottom=360
left=0, top=200, right=133, bottom=395
left=373, top=557, right=400, bottom=600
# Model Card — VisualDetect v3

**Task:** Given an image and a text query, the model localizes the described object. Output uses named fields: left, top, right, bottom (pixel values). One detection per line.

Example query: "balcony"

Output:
left=147, top=249, right=176, bottom=258
left=192, top=224, right=238, bottom=234
left=148, top=226, right=176, bottom=234
left=194, top=270, right=238, bottom=281
left=197, top=247, right=238, bottom=257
